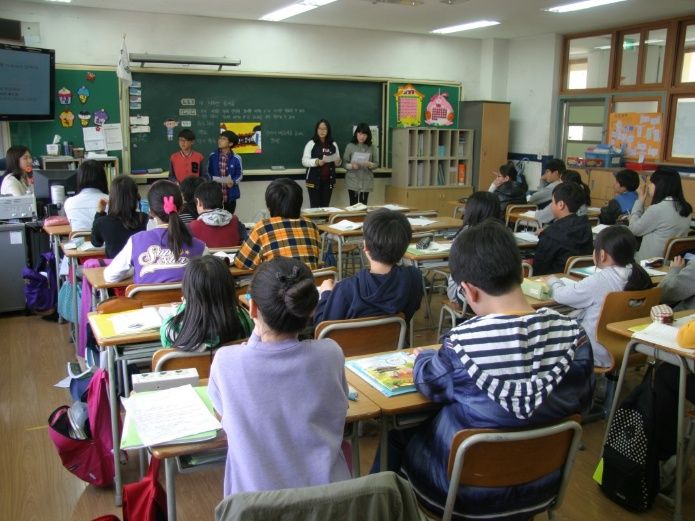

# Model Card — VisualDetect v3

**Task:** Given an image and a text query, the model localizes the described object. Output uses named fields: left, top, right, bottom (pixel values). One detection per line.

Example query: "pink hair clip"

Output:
left=162, top=195, right=177, bottom=215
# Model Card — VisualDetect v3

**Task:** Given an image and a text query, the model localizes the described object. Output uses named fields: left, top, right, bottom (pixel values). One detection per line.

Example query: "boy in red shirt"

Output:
left=189, top=181, right=245, bottom=248
left=169, top=129, right=204, bottom=183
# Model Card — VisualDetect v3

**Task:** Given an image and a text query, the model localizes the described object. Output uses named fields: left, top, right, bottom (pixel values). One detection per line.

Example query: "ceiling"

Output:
left=21, top=0, right=695, bottom=39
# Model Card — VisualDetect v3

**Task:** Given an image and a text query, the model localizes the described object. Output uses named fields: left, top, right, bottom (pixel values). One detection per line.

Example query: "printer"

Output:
left=0, top=194, right=37, bottom=221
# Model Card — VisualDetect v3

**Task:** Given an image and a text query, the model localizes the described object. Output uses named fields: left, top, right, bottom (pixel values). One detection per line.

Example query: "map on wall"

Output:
left=608, top=112, right=662, bottom=161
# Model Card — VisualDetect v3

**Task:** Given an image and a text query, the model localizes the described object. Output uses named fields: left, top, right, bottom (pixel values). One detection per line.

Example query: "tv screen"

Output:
left=0, top=44, right=55, bottom=121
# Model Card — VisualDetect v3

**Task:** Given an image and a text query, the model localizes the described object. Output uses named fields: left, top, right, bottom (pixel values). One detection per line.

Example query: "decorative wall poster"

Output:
left=59, top=110, right=75, bottom=128
left=387, top=82, right=460, bottom=129
left=608, top=112, right=662, bottom=161
left=93, top=108, right=109, bottom=127
left=393, top=84, right=424, bottom=127
left=220, top=122, right=262, bottom=154
left=425, top=91, right=454, bottom=126
left=78, top=111, right=91, bottom=127
left=77, top=86, right=90, bottom=104
left=164, top=118, right=179, bottom=140
left=58, top=87, right=72, bottom=105
left=86, top=72, right=96, bottom=82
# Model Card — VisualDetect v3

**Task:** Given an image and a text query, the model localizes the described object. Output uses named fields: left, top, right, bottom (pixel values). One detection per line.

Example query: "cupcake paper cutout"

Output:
left=58, top=87, right=72, bottom=105
left=77, top=86, right=90, bottom=104
left=93, top=109, right=109, bottom=126
left=59, top=110, right=75, bottom=128
left=78, top=111, right=91, bottom=127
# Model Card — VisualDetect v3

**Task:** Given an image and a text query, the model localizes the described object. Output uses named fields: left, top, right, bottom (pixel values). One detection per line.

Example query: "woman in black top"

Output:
left=91, top=175, right=148, bottom=258
left=302, top=119, right=342, bottom=207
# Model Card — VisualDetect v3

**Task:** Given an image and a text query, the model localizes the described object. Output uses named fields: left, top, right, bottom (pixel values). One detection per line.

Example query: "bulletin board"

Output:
left=387, top=82, right=460, bottom=129
left=608, top=112, right=662, bottom=161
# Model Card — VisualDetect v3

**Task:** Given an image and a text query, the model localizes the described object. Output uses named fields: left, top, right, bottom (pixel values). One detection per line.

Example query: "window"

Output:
left=566, top=35, right=612, bottom=90
left=667, top=96, right=695, bottom=161
left=618, top=32, right=640, bottom=86
left=561, top=101, right=606, bottom=160
left=644, top=28, right=667, bottom=84
left=679, top=24, right=695, bottom=83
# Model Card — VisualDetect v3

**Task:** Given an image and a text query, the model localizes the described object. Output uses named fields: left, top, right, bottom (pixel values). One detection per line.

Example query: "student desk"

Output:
left=345, top=346, right=442, bottom=472
left=61, top=243, right=105, bottom=347
left=604, top=310, right=695, bottom=521
left=302, top=204, right=412, bottom=222
left=318, top=216, right=462, bottom=280
left=43, top=223, right=71, bottom=304
left=402, top=244, right=452, bottom=328
left=88, top=311, right=168, bottom=506
left=148, top=382, right=381, bottom=521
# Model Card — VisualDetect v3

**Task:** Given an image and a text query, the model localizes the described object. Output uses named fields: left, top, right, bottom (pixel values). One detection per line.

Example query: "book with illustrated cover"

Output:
left=346, top=352, right=417, bottom=397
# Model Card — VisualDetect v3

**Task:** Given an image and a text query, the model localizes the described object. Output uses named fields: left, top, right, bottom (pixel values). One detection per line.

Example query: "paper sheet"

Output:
left=350, top=151, right=371, bottom=165
left=329, top=220, right=363, bottom=231
left=123, top=385, right=221, bottom=447
left=322, top=152, right=340, bottom=163
left=102, top=123, right=123, bottom=151
left=110, top=306, right=164, bottom=336
left=592, top=224, right=610, bottom=234
left=407, top=217, right=436, bottom=227
left=514, top=231, right=539, bottom=244
left=382, top=204, right=408, bottom=211
left=83, top=127, right=106, bottom=152
left=344, top=203, right=367, bottom=211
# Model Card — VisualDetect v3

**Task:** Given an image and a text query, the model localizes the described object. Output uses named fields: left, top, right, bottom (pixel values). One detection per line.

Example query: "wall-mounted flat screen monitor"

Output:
left=0, top=43, right=55, bottom=121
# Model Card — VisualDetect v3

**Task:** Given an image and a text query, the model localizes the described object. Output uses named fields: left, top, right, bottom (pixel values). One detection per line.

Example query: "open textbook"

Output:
left=346, top=352, right=417, bottom=397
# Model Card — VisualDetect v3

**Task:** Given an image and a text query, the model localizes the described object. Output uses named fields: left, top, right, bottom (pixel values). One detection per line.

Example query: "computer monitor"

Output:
left=32, top=169, right=78, bottom=216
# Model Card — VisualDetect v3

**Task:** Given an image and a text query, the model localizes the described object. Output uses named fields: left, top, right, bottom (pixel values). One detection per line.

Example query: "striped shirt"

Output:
left=446, top=308, right=588, bottom=419
left=233, top=216, right=321, bottom=270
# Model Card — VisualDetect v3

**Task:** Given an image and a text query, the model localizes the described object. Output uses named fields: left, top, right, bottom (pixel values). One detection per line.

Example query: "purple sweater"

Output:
left=130, top=228, right=205, bottom=283
left=208, top=332, right=351, bottom=496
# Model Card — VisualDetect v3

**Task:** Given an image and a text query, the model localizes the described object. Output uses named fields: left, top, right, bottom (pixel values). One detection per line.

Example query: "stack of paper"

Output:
left=382, top=204, right=408, bottom=211
left=407, top=217, right=436, bottom=227
left=344, top=203, right=368, bottom=211
left=330, top=220, right=363, bottom=231
left=514, top=231, right=539, bottom=244
left=121, top=385, right=220, bottom=449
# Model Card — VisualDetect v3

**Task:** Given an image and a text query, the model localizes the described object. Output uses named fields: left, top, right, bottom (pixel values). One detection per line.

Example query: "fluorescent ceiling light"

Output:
left=46, top=0, right=72, bottom=3
left=545, top=0, right=627, bottom=14
left=261, top=0, right=337, bottom=22
left=431, top=20, right=499, bottom=35
left=593, top=45, right=612, bottom=50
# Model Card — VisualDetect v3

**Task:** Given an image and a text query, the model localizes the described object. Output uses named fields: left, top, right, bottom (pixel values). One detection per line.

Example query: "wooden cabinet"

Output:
left=386, top=127, right=473, bottom=216
left=582, top=168, right=616, bottom=208
left=460, top=101, right=510, bottom=192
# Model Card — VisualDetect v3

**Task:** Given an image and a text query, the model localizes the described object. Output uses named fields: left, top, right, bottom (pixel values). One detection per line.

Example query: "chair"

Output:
left=312, top=266, right=337, bottom=286
left=96, top=296, right=143, bottom=314
left=215, top=471, right=425, bottom=521
left=591, top=287, right=662, bottom=418
left=69, top=230, right=91, bottom=241
left=125, top=282, right=183, bottom=306
left=504, top=204, right=537, bottom=228
left=663, top=236, right=695, bottom=261
left=431, top=417, right=582, bottom=521
left=315, top=314, right=407, bottom=356
left=564, top=255, right=594, bottom=275
left=326, top=212, right=368, bottom=276
left=152, top=348, right=215, bottom=379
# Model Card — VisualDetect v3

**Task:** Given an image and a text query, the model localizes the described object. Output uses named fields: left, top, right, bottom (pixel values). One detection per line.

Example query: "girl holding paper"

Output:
left=302, top=119, right=341, bottom=208
left=343, top=123, right=378, bottom=206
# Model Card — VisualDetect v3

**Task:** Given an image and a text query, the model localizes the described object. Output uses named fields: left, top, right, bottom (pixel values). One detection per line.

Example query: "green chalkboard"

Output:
left=129, top=72, right=383, bottom=171
left=9, top=67, right=121, bottom=164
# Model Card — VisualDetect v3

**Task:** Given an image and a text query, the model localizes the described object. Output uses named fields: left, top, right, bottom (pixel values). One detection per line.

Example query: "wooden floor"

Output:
left=1, top=304, right=694, bottom=521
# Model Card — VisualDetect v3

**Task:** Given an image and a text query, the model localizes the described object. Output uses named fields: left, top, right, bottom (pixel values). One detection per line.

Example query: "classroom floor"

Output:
left=1, top=303, right=694, bottom=521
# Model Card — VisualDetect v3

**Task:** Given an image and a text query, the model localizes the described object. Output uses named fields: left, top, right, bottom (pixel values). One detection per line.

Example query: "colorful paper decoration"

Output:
left=394, top=84, right=424, bottom=127
left=93, top=108, right=109, bottom=126
left=164, top=119, right=179, bottom=141
left=78, top=111, right=91, bottom=127
left=86, top=72, right=96, bottom=82
left=77, top=86, right=90, bottom=104
left=58, top=87, right=72, bottom=105
left=59, top=110, right=75, bottom=128
left=425, top=92, right=454, bottom=126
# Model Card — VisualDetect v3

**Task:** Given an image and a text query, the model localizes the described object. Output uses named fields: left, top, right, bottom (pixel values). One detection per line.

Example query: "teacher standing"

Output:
left=302, top=119, right=341, bottom=208
left=343, top=123, right=378, bottom=206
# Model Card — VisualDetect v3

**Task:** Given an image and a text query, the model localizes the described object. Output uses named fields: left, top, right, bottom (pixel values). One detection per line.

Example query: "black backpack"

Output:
left=599, top=364, right=659, bottom=511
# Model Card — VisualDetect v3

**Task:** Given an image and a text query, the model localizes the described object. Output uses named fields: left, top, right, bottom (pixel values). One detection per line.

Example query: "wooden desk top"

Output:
left=606, top=309, right=695, bottom=339
left=60, top=242, right=106, bottom=258
left=302, top=205, right=412, bottom=220
left=149, top=381, right=381, bottom=460
left=43, top=223, right=71, bottom=236
left=403, top=243, right=452, bottom=262
left=318, top=216, right=462, bottom=237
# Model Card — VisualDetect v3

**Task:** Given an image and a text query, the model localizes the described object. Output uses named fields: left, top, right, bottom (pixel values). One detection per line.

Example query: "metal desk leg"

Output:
left=336, top=236, right=343, bottom=281
left=165, top=457, right=177, bottom=521
left=351, top=422, right=361, bottom=477
left=673, top=357, right=688, bottom=521
left=108, top=345, right=123, bottom=506
left=379, top=416, right=389, bottom=472
left=71, top=257, right=79, bottom=350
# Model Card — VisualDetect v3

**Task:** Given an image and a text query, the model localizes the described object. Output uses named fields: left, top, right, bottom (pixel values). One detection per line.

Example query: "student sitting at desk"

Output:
left=160, top=256, right=251, bottom=351
left=532, top=182, right=593, bottom=276
left=209, top=257, right=351, bottom=495
left=1, top=145, right=32, bottom=196
left=314, top=208, right=422, bottom=325
left=234, top=178, right=321, bottom=270
left=104, top=180, right=206, bottom=283
left=629, top=167, right=692, bottom=261
left=398, top=220, right=594, bottom=519
left=534, top=170, right=590, bottom=226
left=91, top=175, right=148, bottom=259
left=487, top=161, right=527, bottom=214
left=188, top=181, right=245, bottom=248
left=659, top=255, right=695, bottom=310
left=64, top=160, right=109, bottom=231
left=599, top=168, right=639, bottom=225
left=547, top=226, right=652, bottom=368
left=527, top=158, right=564, bottom=208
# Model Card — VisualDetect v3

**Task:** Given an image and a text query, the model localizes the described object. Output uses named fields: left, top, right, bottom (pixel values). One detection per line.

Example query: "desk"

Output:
left=604, top=310, right=695, bottom=521
left=302, top=204, right=412, bottom=222
left=43, top=223, right=71, bottom=303
left=403, top=244, right=452, bottom=328
left=318, top=216, right=462, bottom=280
left=345, top=346, right=441, bottom=472
left=148, top=382, right=381, bottom=521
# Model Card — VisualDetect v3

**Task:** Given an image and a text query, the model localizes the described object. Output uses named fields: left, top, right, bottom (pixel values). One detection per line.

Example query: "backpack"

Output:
left=47, top=369, right=118, bottom=487
left=22, top=251, right=57, bottom=313
left=596, top=364, right=659, bottom=511
left=122, top=457, right=168, bottom=521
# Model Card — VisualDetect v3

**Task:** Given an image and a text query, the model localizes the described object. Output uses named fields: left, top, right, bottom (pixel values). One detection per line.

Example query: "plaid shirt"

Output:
left=233, top=217, right=321, bottom=270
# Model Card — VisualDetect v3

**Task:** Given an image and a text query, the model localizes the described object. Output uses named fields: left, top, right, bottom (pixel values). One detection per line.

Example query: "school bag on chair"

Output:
left=22, top=251, right=57, bottom=313
left=595, top=363, right=659, bottom=511
left=47, top=369, right=117, bottom=487
left=122, top=456, right=167, bottom=521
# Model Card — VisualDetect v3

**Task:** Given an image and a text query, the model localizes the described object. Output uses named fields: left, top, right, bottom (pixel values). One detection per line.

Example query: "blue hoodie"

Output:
left=314, top=265, right=423, bottom=325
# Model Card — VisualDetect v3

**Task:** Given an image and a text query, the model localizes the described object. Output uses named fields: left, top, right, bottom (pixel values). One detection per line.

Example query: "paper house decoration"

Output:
left=394, top=84, right=424, bottom=127
left=425, top=92, right=454, bottom=126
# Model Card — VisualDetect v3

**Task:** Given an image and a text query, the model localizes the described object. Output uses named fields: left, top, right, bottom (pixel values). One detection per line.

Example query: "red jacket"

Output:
left=189, top=210, right=243, bottom=247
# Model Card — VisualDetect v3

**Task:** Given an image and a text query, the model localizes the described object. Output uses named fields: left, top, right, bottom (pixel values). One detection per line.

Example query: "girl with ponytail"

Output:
left=208, top=257, right=351, bottom=496
left=104, top=180, right=206, bottom=283
left=547, top=225, right=652, bottom=367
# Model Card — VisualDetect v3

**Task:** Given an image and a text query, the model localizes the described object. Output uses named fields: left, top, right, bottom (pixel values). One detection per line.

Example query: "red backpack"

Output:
left=122, top=457, right=168, bottom=521
left=48, top=369, right=118, bottom=487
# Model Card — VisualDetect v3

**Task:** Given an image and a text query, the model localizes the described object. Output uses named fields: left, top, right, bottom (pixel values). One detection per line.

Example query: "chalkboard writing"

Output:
left=130, top=73, right=383, bottom=171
